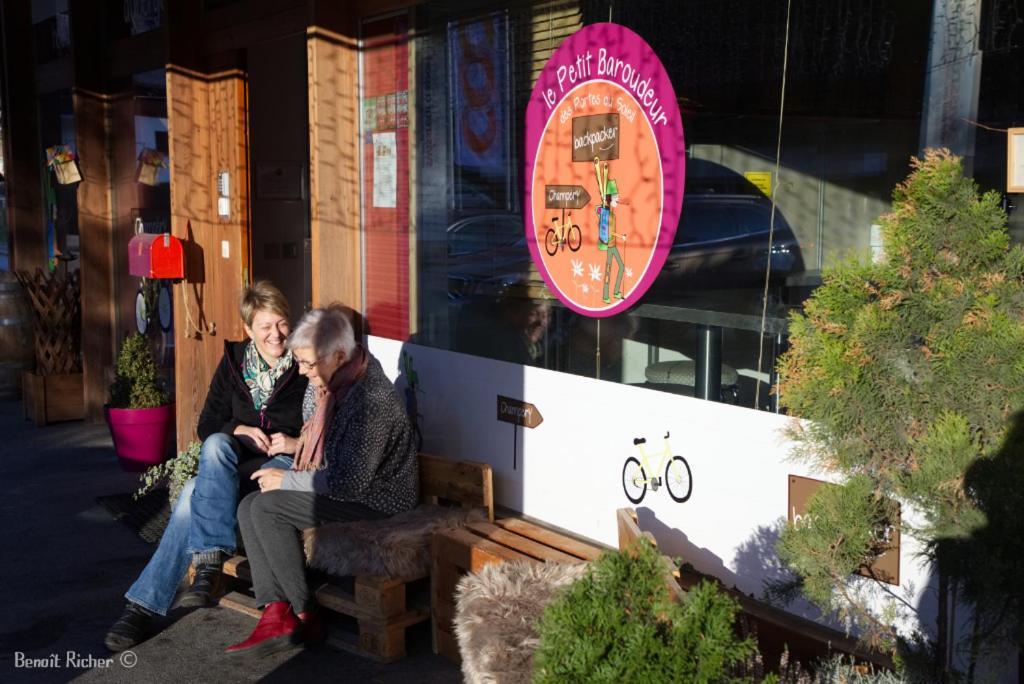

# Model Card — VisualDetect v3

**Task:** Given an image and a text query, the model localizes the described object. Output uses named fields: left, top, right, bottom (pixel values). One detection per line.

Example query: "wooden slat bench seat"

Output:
left=217, top=452, right=493, bottom=662
left=430, top=513, right=606, bottom=662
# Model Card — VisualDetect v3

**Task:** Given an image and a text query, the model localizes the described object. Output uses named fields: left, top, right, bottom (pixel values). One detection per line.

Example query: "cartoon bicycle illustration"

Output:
left=544, top=212, right=582, bottom=256
left=622, top=432, right=693, bottom=504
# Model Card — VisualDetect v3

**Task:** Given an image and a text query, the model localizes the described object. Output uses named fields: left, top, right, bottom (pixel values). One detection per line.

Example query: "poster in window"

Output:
left=1009, top=128, right=1024, bottom=192
left=448, top=12, right=512, bottom=209
left=524, top=23, right=685, bottom=318
left=372, top=132, right=397, bottom=208
left=384, top=93, right=397, bottom=130
left=396, top=90, right=408, bottom=128
left=376, top=97, right=389, bottom=131
left=363, top=96, right=377, bottom=133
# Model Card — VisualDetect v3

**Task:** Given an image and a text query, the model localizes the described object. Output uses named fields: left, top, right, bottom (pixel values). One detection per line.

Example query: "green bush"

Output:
left=532, top=539, right=755, bottom=684
left=108, top=333, right=167, bottom=409
left=811, top=654, right=920, bottom=683
left=775, top=149, right=1024, bottom=671
left=737, top=649, right=916, bottom=683
left=135, top=440, right=201, bottom=505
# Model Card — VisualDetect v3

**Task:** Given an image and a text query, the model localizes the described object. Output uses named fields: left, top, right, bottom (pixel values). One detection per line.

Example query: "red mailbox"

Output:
left=128, top=233, right=185, bottom=279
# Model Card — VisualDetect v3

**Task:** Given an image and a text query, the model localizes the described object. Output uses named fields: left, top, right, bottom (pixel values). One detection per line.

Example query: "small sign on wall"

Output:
left=497, top=395, right=543, bottom=472
left=496, top=395, right=543, bottom=429
left=1008, top=128, right=1024, bottom=193
left=788, top=475, right=900, bottom=585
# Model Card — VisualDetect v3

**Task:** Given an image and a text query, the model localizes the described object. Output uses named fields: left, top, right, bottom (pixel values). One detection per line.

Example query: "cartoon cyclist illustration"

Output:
left=594, top=157, right=628, bottom=303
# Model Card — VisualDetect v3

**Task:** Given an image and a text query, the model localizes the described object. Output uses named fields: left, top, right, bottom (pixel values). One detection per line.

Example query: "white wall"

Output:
left=369, top=334, right=935, bottom=637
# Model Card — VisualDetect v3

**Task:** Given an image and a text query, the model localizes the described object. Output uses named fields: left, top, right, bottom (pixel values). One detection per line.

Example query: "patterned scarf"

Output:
left=293, top=346, right=369, bottom=472
left=242, top=341, right=293, bottom=410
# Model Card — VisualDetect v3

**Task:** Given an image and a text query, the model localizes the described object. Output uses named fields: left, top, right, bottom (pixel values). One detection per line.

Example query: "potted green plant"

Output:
left=105, top=333, right=175, bottom=471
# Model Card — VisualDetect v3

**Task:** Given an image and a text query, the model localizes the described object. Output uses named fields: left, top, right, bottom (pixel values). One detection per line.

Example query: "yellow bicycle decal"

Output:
left=622, top=432, right=692, bottom=504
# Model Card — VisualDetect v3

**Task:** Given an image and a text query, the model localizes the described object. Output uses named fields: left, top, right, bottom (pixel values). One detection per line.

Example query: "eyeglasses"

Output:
left=296, top=356, right=321, bottom=371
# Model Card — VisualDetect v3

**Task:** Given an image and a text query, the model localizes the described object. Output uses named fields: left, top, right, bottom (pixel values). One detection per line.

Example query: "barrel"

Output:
left=0, top=272, right=36, bottom=400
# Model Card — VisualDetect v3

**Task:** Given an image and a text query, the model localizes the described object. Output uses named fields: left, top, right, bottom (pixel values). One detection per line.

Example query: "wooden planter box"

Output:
left=22, top=371, right=84, bottom=425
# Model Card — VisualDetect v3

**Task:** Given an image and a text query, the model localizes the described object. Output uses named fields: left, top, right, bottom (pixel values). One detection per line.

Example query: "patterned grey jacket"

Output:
left=319, top=353, right=419, bottom=515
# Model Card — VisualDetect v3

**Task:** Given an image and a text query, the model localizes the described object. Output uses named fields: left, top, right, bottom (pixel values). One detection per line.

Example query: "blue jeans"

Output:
left=125, top=433, right=292, bottom=615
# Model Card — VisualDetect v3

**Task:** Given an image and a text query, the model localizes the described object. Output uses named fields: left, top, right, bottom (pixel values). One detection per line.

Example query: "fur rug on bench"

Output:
left=454, top=560, right=588, bottom=684
left=302, top=504, right=487, bottom=578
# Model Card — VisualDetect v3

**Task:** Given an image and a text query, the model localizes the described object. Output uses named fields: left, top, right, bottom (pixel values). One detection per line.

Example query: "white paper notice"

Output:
left=372, top=132, right=397, bottom=208
left=1012, top=131, right=1024, bottom=189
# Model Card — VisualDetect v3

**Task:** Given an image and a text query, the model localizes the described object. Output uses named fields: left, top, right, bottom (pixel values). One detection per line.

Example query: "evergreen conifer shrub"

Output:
left=531, top=539, right=755, bottom=683
left=775, top=149, right=1024, bottom=672
left=108, top=333, right=168, bottom=409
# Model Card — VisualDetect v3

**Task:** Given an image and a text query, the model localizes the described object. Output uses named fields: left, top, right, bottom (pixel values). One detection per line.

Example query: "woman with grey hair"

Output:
left=226, top=305, right=419, bottom=655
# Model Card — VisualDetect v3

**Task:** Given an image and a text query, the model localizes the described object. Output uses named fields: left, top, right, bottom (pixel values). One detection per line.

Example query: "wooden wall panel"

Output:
left=307, top=27, right=361, bottom=310
left=168, top=67, right=248, bottom=449
left=73, top=91, right=117, bottom=420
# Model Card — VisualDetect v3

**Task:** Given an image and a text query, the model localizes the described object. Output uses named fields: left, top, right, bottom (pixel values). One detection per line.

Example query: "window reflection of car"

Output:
left=646, top=194, right=804, bottom=299
left=446, top=213, right=523, bottom=259
left=444, top=214, right=533, bottom=300
left=443, top=196, right=803, bottom=300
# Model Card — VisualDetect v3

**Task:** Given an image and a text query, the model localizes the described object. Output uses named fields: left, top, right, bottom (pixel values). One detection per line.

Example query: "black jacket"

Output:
left=320, top=355, right=419, bottom=515
left=196, top=341, right=308, bottom=448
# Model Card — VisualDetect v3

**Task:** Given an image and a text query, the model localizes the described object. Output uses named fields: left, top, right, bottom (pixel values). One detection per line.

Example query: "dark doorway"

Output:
left=247, top=32, right=311, bottom=317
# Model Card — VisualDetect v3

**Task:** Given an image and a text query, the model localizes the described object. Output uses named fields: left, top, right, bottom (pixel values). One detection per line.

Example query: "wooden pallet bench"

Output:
left=430, top=514, right=606, bottom=662
left=218, top=452, right=493, bottom=662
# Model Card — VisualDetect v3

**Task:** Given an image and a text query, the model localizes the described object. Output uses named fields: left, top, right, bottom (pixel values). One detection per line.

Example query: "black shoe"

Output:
left=105, top=602, right=155, bottom=652
left=177, top=563, right=223, bottom=608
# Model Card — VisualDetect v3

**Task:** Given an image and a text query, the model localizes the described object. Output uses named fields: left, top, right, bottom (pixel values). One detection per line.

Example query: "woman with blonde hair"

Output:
left=106, top=281, right=309, bottom=652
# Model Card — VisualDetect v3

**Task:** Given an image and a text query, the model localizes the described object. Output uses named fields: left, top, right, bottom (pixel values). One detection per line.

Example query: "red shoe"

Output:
left=297, top=608, right=326, bottom=647
left=225, top=601, right=302, bottom=656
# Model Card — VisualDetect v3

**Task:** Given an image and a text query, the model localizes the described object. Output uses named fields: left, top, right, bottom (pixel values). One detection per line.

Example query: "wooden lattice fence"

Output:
left=15, top=268, right=82, bottom=375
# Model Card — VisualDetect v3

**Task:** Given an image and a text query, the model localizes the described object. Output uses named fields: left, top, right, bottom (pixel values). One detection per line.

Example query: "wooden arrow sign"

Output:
left=496, top=395, right=544, bottom=429
left=544, top=185, right=591, bottom=210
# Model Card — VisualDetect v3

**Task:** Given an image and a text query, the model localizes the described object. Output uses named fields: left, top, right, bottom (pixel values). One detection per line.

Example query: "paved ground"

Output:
left=0, top=399, right=460, bottom=683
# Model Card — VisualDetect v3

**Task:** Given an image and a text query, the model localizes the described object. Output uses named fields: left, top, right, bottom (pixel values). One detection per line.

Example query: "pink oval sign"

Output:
left=525, top=23, right=685, bottom=317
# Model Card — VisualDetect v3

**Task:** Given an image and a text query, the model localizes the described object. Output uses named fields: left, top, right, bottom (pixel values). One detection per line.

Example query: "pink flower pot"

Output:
left=105, top=403, right=176, bottom=472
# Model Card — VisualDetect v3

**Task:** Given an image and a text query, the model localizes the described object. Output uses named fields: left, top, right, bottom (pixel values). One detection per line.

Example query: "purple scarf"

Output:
left=292, top=346, right=368, bottom=471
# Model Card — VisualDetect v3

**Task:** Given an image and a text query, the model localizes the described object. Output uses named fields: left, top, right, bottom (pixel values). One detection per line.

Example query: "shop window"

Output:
left=32, top=1, right=71, bottom=64
left=360, top=14, right=412, bottom=342
left=125, top=71, right=174, bottom=380
left=357, top=0, right=1024, bottom=411
left=105, top=0, right=164, bottom=39
left=37, top=92, right=79, bottom=266
left=448, top=12, right=515, bottom=212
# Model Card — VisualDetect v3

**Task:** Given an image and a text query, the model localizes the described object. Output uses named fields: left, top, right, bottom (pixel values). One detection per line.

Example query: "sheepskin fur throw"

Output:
left=454, top=560, right=588, bottom=684
left=303, top=505, right=486, bottom=578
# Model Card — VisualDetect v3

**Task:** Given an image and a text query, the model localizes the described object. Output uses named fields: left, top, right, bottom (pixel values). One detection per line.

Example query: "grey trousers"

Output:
left=236, top=490, right=383, bottom=614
